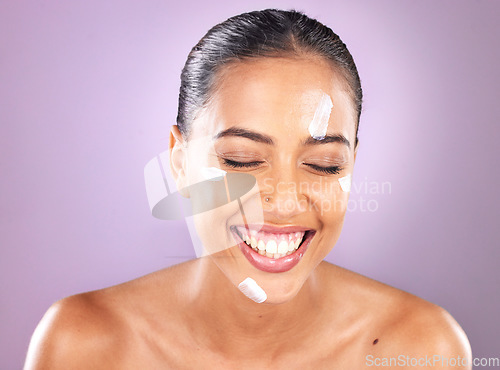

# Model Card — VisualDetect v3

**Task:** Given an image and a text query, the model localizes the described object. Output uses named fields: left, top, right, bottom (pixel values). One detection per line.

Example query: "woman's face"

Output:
left=171, top=56, right=358, bottom=304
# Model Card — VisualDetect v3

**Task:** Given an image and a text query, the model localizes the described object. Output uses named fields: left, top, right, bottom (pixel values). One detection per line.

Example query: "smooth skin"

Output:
left=25, top=57, right=471, bottom=369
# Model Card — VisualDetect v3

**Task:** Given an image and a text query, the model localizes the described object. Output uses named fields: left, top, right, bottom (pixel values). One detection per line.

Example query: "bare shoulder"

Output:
left=319, top=262, right=472, bottom=368
left=386, top=299, right=472, bottom=369
left=24, top=260, right=196, bottom=370
left=24, top=290, right=126, bottom=370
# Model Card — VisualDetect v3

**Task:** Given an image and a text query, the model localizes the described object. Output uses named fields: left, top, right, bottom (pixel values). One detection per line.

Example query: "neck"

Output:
left=185, top=256, right=326, bottom=357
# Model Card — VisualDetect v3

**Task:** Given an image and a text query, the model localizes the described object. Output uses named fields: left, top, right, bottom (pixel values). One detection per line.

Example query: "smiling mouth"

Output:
left=230, top=225, right=316, bottom=273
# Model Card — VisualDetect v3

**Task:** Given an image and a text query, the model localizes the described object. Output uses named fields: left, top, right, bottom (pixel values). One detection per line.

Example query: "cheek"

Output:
left=192, top=203, right=239, bottom=255
left=307, top=177, right=350, bottom=217
left=308, top=178, right=349, bottom=253
left=312, top=184, right=348, bottom=255
left=190, top=177, right=264, bottom=256
left=185, top=137, right=222, bottom=184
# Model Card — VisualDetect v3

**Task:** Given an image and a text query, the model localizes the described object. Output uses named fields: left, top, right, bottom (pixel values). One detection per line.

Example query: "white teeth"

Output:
left=236, top=227, right=308, bottom=259
left=250, top=236, right=257, bottom=249
left=278, top=240, right=288, bottom=254
left=295, top=239, right=300, bottom=249
left=266, top=240, right=278, bottom=254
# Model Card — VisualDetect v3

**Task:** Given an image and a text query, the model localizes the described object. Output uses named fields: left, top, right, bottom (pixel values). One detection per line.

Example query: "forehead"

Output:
left=192, top=57, right=356, bottom=139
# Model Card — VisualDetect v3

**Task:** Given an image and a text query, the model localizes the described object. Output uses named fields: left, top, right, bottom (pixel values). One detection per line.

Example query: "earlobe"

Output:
left=169, top=125, right=190, bottom=198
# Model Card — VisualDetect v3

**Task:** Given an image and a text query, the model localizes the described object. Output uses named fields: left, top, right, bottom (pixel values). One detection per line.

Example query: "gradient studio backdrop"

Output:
left=1, top=0, right=499, bottom=368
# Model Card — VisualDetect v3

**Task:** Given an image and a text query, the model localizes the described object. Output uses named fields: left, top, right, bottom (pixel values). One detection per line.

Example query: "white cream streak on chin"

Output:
left=308, top=92, right=333, bottom=140
left=238, top=277, right=267, bottom=303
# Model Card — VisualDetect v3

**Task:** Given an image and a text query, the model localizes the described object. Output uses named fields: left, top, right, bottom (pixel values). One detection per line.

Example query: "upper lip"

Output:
left=232, top=223, right=314, bottom=234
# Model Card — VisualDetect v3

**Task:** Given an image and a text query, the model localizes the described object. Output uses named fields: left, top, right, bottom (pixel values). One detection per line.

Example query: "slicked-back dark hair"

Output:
left=177, top=9, right=362, bottom=144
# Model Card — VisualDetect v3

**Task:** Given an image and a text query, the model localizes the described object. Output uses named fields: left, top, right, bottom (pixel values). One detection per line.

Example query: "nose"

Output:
left=261, top=165, right=307, bottom=220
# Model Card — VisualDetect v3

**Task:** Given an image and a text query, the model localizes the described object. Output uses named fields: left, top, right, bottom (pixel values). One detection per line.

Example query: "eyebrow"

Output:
left=213, top=127, right=274, bottom=145
left=303, top=134, right=351, bottom=149
left=213, top=127, right=350, bottom=149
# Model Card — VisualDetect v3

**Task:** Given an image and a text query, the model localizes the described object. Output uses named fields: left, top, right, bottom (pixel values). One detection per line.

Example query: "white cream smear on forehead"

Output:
left=238, top=277, right=267, bottom=303
left=308, top=92, right=334, bottom=140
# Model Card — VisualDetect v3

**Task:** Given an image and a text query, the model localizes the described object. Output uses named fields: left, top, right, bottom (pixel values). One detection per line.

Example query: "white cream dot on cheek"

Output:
left=200, top=166, right=227, bottom=181
left=338, top=173, right=352, bottom=192
left=238, top=277, right=267, bottom=303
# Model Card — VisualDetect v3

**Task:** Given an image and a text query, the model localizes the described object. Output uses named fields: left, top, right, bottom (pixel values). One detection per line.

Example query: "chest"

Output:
left=129, top=330, right=372, bottom=369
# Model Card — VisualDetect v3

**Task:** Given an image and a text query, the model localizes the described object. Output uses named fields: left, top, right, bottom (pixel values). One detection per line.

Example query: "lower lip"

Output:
left=231, top=229, right=314, bottom=273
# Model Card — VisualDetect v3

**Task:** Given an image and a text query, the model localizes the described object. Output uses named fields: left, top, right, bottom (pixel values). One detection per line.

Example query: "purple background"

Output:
left=1, top=0, right=499, bottom=368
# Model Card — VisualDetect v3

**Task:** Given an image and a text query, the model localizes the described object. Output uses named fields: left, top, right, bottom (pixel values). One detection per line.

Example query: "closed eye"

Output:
left=221, top=158, right=342, bottom=174
left=222, top=158, right=264, bottom=169
left=304, top=163, right=343, bottom=175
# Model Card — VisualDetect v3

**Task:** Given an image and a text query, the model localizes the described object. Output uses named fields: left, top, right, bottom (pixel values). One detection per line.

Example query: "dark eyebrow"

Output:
left=303, top=134, right=351, bottom=149
left=213, top=127, right=274, bottom=145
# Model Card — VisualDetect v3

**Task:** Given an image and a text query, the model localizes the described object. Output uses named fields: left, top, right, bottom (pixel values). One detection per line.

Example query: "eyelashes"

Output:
left=222, top=158, right=264, bottom=168
left=303, top=163, right=342, bottom=175
left=220, top=158, right=343, bottom=175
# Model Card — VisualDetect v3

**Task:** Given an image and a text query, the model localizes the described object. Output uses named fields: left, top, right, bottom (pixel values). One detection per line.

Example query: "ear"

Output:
left=169, top=125, right=190, bottom=198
